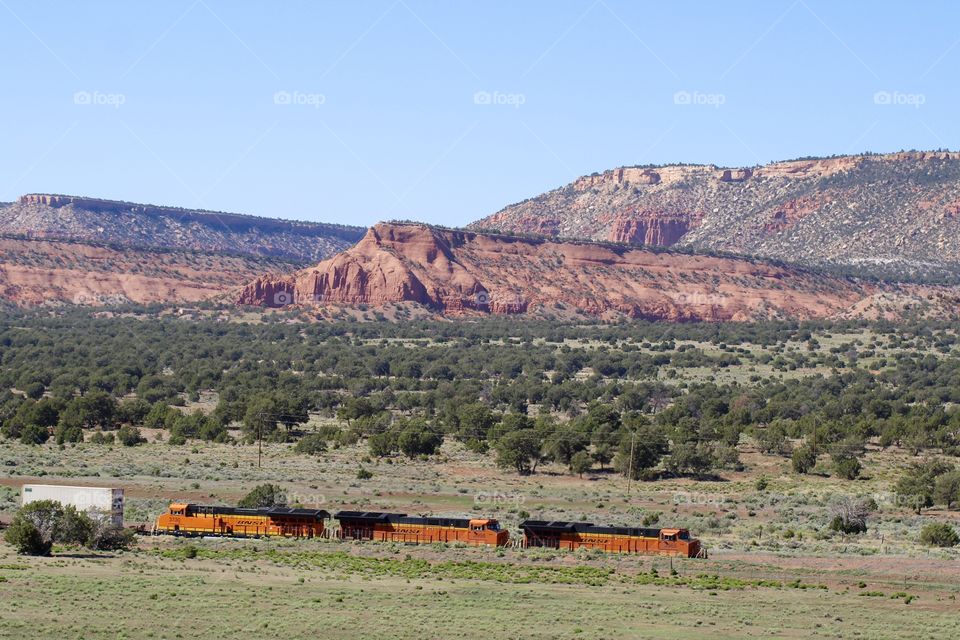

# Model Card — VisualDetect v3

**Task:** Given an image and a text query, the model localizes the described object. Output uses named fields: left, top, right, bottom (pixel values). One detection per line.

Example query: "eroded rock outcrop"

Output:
left=718, top=168, right=752, bottom=182
left=607, top=211, right=701, bottom=245
left=236, top=222, right=909, bottom=321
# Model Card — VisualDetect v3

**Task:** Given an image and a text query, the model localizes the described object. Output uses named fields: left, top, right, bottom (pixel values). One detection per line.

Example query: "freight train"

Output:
left=153, top=503, right=329, bottom=538
left=520, top=520, right=702, bottom=557
left=336, top=511, right=510, bottom=546
left=153, top=503, right=703, bottom=557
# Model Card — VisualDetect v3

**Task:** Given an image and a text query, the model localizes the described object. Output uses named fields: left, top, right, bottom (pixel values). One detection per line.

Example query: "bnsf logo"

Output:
left=233, top=520, right=263, bottom=526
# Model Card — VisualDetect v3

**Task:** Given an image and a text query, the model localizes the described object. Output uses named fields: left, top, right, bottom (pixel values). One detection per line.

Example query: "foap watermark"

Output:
left=673, top=491, right=727, bottom=506
left=473, top=290, right=527, bottom=310
left=873, top=90, right=925, bottom=108
left=73, top=91, right=126, bottom=108
left=474, top=491, right=526, bottom=507
left=473, top=90, right=526, bottom=108
left=673, top=90, right=725, bottom=108
left=72, top=292, right=131, bottom=306
left=275, top=292, right=349, bottom=305
left=272, top=290, right=294, bottom=306
left=871, top=491, right=927, bottom=511
left=669, top=292, right=726, bottom=306
left=286, top=492, right=327, bottom=508
left=273, top=90, right=326, bottom=108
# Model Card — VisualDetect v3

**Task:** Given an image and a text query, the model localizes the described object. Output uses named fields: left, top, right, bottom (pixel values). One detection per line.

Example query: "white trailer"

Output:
left=21, top=484, right=124, bottom=527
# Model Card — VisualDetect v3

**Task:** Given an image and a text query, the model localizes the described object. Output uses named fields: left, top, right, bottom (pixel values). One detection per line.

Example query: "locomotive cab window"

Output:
left=678, top=531, right=689, bottom=540
left=662, top=533, right=677, bottom=541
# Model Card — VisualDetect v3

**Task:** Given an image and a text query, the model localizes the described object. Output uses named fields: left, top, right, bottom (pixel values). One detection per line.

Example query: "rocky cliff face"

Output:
left=606, top=212, right=700, bottom=245
left=236, top=222, right=960, bottom=322
left=0, top=236, right=295, bottom=306
left=0, top=193, right=365, bottom=306
left=471, top=152, right=960, bottom=281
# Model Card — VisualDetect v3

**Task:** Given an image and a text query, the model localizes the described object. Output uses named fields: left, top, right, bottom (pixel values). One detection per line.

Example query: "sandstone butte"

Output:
left=236, top=222, right=960, bottom=322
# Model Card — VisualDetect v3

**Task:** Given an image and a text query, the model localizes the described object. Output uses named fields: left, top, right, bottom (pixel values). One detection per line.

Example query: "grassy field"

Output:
left=2, top=435, right=959, bottom=557
left=1, top=539, right=958, bottom=640
left=2, top=433, right=960, bottom=638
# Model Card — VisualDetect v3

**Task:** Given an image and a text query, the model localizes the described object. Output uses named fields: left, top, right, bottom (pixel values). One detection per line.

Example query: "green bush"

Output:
left=2, top=500, right=117, bottom=555
left=896, top=460, right=954, bottom=514
left=54, top=423, right=84, bottom=444
left=495, top=430, right=543, bottom=475
left=19, top=423, right=49, bottom=445
left=59, top=505, right=95, bottom=545
left=833, top=455, right=862, bottom=480
left=570, top=450, right=593, bottom=477
left=368, top=431, right=399, bottom=458
left=23, top=381, right=46, bottom=400
left=117, top=424, right=144, bottom=446
left=933, top=470, right=960, bottom=509
left=613, top=421, right=667, bottom=480
left=90, top=525, right=135, bottom=551
left=89, top=431, right=116, bottom=445
left=791, top=444, right=816, bottom=474
left=398, top=424, right=442, bottom=458
left=3, top=518, right=49, bottom=555
left=238, top=483, right=286, bottom=508
left=294, top=434, right=328, bottom=455
left=919, top=522, right=959, bottom=547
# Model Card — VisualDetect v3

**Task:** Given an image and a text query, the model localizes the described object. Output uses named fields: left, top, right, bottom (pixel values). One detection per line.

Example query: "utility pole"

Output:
left=257, top=411, right=263, bottom=469
left=626, top=430, right=636, bottom=498
left=811, top=417, right=818, bottom=457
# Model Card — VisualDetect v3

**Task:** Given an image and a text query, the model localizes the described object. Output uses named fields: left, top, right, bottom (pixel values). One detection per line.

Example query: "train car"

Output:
left=154, top=503, right=329, bottom=538
left=520, top=520, right=703, bottom=557
left=335, top=511, right=509, bottom=547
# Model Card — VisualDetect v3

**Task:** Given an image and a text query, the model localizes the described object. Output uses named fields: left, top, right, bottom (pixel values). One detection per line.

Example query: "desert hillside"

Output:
left=0, top=194, right=365, bottom=305
left=3, top=194, right=364, bottom=262
left=0, top=236, right=303, bottom=306
left=470, top=151, right=960, bottom=281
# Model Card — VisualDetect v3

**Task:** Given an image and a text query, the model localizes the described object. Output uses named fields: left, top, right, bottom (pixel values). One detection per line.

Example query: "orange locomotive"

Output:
left=520, top=520, right=703, bottom=557
left=335, top=511, right=509, bottom=546
left=154, top=503, right=329, bottom=538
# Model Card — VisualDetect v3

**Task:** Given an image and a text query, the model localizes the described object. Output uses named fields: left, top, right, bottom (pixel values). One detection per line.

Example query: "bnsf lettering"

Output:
left=578, top=537, right=612, bottom=544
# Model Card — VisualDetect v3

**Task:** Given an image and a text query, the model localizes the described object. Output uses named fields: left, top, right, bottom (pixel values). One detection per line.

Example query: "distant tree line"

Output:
left=2, top=311, right=960, bottom=484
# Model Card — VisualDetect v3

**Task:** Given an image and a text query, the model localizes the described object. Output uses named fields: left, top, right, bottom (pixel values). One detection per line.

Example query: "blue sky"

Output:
left=1, top=1, right=957, bottom=227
